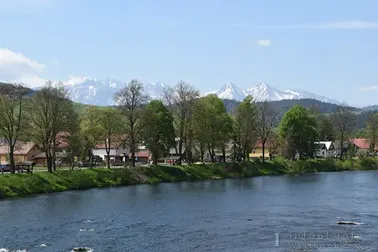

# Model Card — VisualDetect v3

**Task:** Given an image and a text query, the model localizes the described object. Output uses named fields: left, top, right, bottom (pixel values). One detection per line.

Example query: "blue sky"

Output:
left=1, top=0, right=378, bottom=106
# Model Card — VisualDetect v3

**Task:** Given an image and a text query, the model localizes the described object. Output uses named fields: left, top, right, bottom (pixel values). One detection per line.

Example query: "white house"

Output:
left=315, top=141, right=337, bottom=158
left=93, top=141, right=129, bottom=163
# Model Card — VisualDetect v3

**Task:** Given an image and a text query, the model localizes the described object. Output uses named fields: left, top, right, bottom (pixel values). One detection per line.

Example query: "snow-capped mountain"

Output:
left=207, top=82, right=246, bottom=101
left=39, top=78, right=339, bottom=106
left=59, top=78, right=166, bottom=106
left=207, top=82, right=340, bottom=104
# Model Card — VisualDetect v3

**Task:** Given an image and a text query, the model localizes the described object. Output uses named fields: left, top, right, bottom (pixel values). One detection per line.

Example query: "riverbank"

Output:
left=1, top=158, right=378, bottom=199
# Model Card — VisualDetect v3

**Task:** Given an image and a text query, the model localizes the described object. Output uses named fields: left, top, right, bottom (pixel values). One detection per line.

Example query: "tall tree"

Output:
left=27, top=81, right=77, bottom=173
left=97, top=108, right=123, bottom=169
left=114, top=80, right=148, bottom=167
left=0, top=83, right=30, bottom=173
left=330, top=104, right=356, bottom=160
left=218, top=113, right=233, bottom=162
left=234, top=96, right=258, bottom=161
left=141, top=100, right=175, bottom=165
left=279, top=105, right=318, bottom=160
left=367, top=113, right=378, bottom=151
left=163, top=81, right=199, bottom=164
left=80, top=106, right=103, bottom=168
left=256, top=101, right=278, bottom=163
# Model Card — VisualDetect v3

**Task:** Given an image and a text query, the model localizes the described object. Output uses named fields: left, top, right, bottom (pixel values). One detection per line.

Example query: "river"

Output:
left=1, top=171, right=378, bottom=251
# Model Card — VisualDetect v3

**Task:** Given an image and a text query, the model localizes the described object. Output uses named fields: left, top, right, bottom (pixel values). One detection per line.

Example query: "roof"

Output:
left=94, top=135, right=126, bottom=149
left=349, top=138, right=378, bottom=150
left=315, top=141, right=333, bottom=150
left=35, top=152, right=68, bottom=158
left=129, top=151, right=151, bottom=158
left=0, top=142, right=36, bottom=155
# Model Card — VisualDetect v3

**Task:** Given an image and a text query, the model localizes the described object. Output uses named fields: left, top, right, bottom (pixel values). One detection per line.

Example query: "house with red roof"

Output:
left=349, top=138, right=378, bottom=156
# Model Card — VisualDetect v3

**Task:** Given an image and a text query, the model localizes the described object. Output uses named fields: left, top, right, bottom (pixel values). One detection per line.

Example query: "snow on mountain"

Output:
left=35, top=77, right=339, bottom=106
left=206, top=82, right=246, bottom=101
left=208, top=82, right=340, bottom=104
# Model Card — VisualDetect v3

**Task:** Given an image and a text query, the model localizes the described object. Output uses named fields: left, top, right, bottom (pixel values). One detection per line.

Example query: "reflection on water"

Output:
left=0, top=171, right=377, bottom=251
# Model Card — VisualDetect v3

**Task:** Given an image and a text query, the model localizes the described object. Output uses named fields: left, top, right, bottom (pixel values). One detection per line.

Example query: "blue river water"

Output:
left=1, top=171, right=378, bottom=251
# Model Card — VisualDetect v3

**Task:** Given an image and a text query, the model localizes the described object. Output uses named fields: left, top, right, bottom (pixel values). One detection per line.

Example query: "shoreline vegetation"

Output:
left=1, top=158, right=378, bottom=199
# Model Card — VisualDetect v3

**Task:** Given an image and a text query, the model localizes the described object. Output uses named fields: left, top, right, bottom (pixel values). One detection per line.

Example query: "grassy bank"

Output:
left=1, top=158, right=378, bottom=199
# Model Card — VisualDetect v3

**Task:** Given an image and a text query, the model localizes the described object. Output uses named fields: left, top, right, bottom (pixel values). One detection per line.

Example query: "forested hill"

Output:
left=222, top=98, right=360, bottom=114
left=222, top=98, right=375, bottom=129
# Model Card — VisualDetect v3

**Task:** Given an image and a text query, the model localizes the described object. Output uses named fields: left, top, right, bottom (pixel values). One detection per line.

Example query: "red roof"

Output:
left=349, top=138, right=378, bottom=150
left=129, top=151, right=151, bottom=159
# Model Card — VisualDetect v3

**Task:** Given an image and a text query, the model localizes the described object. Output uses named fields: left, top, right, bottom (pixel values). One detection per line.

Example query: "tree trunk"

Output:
left=153, top=156, right=158, bottom=165
left=46, top=149, right=53, bottom=173
left=262, top=141, right=265, bottom=163
left=9, top=147, right=15, bottom=174
left=208, top=145, right=213, bottom=163
left=106, top=150, right=111, bottom=169
left=222, top=147, right=226, bottom=163
left=339, top=138, right=344, bottom=160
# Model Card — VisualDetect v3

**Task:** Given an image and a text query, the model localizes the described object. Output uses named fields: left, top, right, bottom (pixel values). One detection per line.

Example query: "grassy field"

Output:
left=1, top=158, right=378, bottom=199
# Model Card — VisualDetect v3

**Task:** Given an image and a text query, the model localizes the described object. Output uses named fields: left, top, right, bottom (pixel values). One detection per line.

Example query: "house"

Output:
left=93, top=140, right=129, bottom=164
left=129, top=145, right=152, bottom=163
left=34, top=152, right=69, bottom=166
left=0, top=142, right=42, bottom=165
left=349, top=138, right=378, bottom=156
left=315, top=141, right=337, bottom=158
left=249, top=141, right=271, bottom=159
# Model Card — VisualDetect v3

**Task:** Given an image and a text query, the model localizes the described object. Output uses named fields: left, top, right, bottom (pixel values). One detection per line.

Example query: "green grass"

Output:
left=1, top=158, right=378, bottom=199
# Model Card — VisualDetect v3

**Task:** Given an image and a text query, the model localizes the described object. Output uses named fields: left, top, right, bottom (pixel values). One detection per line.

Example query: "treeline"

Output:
left=1, top=80, right=378, bottom=174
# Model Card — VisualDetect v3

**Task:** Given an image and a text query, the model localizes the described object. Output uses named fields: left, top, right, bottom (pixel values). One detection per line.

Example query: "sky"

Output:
left=1, top=0, right=378, bottom=106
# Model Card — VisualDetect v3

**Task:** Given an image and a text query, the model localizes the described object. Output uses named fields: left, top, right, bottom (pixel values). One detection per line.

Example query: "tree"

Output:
left=114, top=80, right=148, bottom=167
left=330, top=104, right=356, bottom=160
left=97, top=108, right=123, bottom=169
left=80, top=106, right=103, bottom=168
left=27, top=81, right=78, bottom=173
left=163, top=81, right=199, bottom=164
left=367, top=113, right=378, bottom=151
left=141, top=100, right=175, bottom=165
left=218, top=113, right=233, bottom=162
left=0, top=83, right=30, bottom=173
left=256, top=101, right=278, bottom=163
left=234, top=96, right=258, bottom=161
left=308, top=106, right=334, bottom=140
left=279, top=105, right=318, bottom=160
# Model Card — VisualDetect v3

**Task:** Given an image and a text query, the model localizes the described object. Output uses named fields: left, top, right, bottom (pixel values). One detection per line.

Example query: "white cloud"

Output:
left=0, top=48, right=46, bottom=87
left=231, top=21, right=378, bottom=30
left=256, top=40, right=271, bottom=47
left=360, top=86, right=378, bottom=92
left=0, top=48, right=90, bottom=88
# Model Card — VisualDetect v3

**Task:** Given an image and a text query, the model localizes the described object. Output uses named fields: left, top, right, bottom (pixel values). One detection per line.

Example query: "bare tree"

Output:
left=367, top=113, right=378, bottom=151
left=0, top=83, right=30, bottom=173
left=163, top=81, right=199, bottom=165
left=114, top=80, right=148, bottom=167
left=27, top=81, right=77, bottom=173
left=256, top=101, right=278, bottom=163
left=330, top=103, right=356, bottom=160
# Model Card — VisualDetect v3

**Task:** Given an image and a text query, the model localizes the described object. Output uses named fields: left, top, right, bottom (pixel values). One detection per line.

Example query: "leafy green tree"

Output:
left=192, top=95, right=231, bottom=162
left=279, top=105, right=318, bottom=159
left=114, top=80, right=149, bottom=167
left=0, top=83, right=29, bottom=173
left=141, top=100, right=175, bottom=165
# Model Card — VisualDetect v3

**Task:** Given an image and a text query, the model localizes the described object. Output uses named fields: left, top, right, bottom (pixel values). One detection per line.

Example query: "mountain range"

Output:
left=56, top=78, right=340, bottom=106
